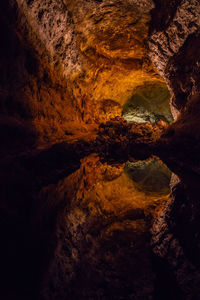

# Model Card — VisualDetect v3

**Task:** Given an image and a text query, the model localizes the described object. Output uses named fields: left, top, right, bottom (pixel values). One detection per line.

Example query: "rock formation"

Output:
left=147, top=2, right=200, bottom=299
left=0, top=0, right=172, bottom=154
left=1, top=0, right=200, bottom=299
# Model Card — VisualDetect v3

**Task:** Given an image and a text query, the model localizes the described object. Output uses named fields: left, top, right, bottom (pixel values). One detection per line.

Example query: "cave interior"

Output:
left=1, top=0, right=200, bottom=299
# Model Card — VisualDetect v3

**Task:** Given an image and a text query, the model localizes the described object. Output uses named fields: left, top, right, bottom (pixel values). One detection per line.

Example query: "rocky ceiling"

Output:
left=1, top=0, right=174, bottom=153
left=0, top=0, right=200, bottom=172
left=0, top=0, right=200, bottom=158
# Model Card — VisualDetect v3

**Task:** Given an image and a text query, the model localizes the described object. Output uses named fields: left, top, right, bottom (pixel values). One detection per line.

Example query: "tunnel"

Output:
left=1, top=1, right=200, bottom=300
left=122, top=81, right=173, bottom=124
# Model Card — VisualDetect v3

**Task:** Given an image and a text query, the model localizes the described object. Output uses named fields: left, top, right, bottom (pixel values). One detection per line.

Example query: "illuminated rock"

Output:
left=0, top=0, right=171, bottom=153
left=123, top=81, right=173, bottom=124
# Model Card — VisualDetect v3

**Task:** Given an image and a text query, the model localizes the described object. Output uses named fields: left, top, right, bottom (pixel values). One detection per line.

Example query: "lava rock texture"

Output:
left=148, top=1, right=200, bottom=299
left=1, top=0, right=200, bottom=300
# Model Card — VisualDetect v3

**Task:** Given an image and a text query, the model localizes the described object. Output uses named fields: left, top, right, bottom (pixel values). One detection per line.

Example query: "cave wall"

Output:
left=149, top=0, right=200, bottom=172
left=149, top=0, right=200, bottom=118
left=148, top=2, right=200, bottom=298
left=0, top=1, right=84, bottom=154
left=40, top=154, right=170, bottom=299
left=1, top=1, right=200, bottom=299
left=2, top=0, right=199, bottom=153
left=1, top=0, right=172, bottom=155
left=151, top=169, right=200, bottom=299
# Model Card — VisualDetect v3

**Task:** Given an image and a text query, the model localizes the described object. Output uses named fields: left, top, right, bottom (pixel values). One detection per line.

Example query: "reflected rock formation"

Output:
left=41, top=155, right=170, bottom=300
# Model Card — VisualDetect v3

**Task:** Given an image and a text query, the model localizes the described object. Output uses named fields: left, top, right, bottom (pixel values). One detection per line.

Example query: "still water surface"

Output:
left=40, top=154, right=171, bottom=299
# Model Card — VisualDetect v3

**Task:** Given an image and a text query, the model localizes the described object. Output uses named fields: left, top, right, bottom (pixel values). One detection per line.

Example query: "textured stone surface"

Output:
left=149, top=0, right=200, bottom=172
left=122, top=81, right=172, bottom=124
left=147, top=2, right=200, bottom=299
left=149, top=0, right=200, bottom=117
left=0, top=1, right=82, bottom=152
left=41, top=154, right=170, bottom=300
left=0, top=0, right=171, bottom=155
left=151, top=170, right=200, bottom=299
left=1, top=1, right=200, bottom=299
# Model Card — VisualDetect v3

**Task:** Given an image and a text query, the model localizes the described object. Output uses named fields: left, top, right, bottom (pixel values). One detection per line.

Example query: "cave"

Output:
left=1, top=1, right=200, bottom=299
left=122, top=81, right=173, bottom=124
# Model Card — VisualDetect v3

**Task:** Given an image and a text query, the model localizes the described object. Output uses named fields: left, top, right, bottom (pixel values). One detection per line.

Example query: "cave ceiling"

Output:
left=10, top=0, right=168, bottom=145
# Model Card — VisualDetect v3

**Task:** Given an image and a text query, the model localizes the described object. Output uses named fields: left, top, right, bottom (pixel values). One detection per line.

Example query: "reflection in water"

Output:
left=151, top=168, right=200, bottom=300
left=124, top=158, right=171, bottom=195
left=2, top=147, right=200, bottom=299
left=41, top=154, right=171, bottom=299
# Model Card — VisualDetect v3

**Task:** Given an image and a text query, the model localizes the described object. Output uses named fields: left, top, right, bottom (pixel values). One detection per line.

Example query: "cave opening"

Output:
left=122, top=81, right=173, bottom=125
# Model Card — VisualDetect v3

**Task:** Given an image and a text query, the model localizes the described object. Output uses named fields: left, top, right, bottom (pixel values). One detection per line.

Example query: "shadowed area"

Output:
left=124, top=158, right=171, bottom=195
